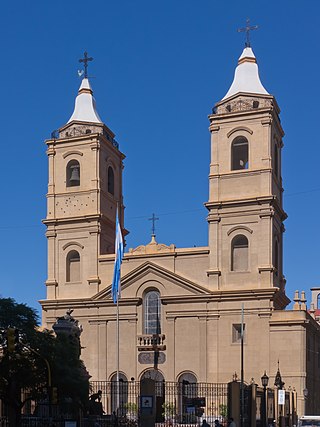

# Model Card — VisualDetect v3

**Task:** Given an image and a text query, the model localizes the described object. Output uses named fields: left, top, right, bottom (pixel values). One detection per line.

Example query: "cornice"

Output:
left=40, top=297, right=142, bottom=311
left=205, top=195, right=276, bottom=209
left=205, top=195, right=287, bottom=219
left=42, top=213, right=102, bottom=226
left=209, top=108, right=273, bottom=127
left=40, top=288, right=289, bottom=319
left=45, top=132, right=99, bottom=146
left=161, top=287, right=279, bottom=305
left=209, top=167, right=272, bottom=180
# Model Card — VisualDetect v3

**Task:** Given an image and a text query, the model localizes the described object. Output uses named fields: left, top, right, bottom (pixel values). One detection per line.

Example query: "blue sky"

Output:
left=0, top=0, right=319, bottom=313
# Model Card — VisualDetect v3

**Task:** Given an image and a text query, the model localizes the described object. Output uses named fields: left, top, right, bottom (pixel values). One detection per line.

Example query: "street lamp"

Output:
left=261, top=371, right=269, bottom=427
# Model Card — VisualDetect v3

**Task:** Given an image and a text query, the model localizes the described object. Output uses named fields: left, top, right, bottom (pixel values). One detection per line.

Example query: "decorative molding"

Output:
left=88, top=277, right=101, bottom=285
left=45, top=280, right=58, bottom=287
left=62, top=241, right=84, bottom=251
left=63, top=150, right=84, bottom=159
left=138, top=352, right=166, bottom=364
left=217, top=96, right=273, bottom=115
left=258, top=266, right=274, bottom=273
left=90, top=142, right=100, bottom=151
left=129, top=235, right=175, bottom=255
left=227, top=225, right=253, bottom=236
left=227, top=126, right=253, bottom=138
left=46, top=148, right=56, bottom=156
left=206, top=269, right=221, bottom=276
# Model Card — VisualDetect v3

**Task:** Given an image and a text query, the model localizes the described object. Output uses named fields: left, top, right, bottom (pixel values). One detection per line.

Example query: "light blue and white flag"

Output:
left=111, top=209, right=124, bottom=303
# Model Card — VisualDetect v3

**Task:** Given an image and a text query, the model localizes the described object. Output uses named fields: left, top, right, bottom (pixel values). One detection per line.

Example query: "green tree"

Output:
left=0, top=298, right=89, bottom=426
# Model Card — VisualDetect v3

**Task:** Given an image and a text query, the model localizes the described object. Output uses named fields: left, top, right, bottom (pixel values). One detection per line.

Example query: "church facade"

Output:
left=40, top=46, right=320, bottom=417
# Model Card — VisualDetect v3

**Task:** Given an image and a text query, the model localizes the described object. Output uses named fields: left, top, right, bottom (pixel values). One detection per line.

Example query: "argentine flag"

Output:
left=111, top=209, right=124, bottom=303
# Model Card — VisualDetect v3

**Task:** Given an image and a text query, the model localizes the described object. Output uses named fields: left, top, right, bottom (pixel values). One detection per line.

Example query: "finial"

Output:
left=274, top=360, right=285, bottom=389
left=148, top=213, right=159, bottom=237
left=293, top=290, right=301, bottom=310
left=237, top=18, right=258, bottom=47
left=300, top=291, right=307, bottom=311
left=79, top=51, right=93, bottom=79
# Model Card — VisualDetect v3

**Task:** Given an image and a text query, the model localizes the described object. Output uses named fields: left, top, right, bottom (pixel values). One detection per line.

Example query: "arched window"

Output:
left=108, top=166, right=115, bottom=195
left=110, top=373, right=128, bottom=415
left=66, top=250, right=80, bottom=282
left=141, top=369, right=164, bottom=382
left=144, top=290, right=161, bottom=334
left=178, top=372, right=197, bottom=384
left=231, top=136, right=249, bottom=170
left=66, top=160, right=80, bottom=187
left=231, top=235, right=249, bottom=271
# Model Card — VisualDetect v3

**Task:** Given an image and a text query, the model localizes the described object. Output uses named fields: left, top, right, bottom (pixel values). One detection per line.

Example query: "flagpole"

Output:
left=116, top=288, right=120, bottom=413
left=112, top=204, right=123, bottom=416
left=240, top=303, right=244, bottom=427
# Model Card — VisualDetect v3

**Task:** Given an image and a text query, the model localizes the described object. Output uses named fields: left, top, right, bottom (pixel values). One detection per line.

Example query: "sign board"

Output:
left=141, top=395, right=153, bottom=408
left=278, top=389, right=285, bottom=405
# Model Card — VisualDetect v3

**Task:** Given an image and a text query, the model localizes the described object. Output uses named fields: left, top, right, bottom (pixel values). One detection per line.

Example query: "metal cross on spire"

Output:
left=237, top=18, right=258, bottom=48
left=79, top=51, right=93, bottom=78
left=148, top=213, right=159, bottom=236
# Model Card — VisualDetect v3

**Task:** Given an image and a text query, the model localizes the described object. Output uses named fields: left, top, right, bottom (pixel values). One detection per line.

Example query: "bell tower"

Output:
left=206, top=46, right=288, bottom=305
left=44, top=58, right=126, bottom=300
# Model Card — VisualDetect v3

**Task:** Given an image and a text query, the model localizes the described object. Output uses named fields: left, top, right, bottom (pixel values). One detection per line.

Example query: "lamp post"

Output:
left=261, top=371, right=269, bottom=427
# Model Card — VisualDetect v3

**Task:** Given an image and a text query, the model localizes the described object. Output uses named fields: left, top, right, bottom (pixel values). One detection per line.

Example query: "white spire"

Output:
left=222, top=47, right=269, bottom=100
left=68, top=78, right=102, bottom=123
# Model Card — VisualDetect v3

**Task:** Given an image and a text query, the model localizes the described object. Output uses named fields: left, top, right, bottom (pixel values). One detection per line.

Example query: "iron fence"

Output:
left=0, top=381, right=228, bottom=426
left=90, top=381, right=228, bottom=425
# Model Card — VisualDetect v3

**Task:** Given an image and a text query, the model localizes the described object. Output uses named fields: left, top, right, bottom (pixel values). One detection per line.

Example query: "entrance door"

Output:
left=141, top=369, right=165, bottom=422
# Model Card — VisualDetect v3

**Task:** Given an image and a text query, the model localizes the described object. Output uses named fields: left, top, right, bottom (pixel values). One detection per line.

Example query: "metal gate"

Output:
left=91, top=381, right=228, bottom=425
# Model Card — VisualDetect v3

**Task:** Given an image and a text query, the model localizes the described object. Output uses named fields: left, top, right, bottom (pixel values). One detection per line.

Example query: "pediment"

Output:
left=92, top=261, right=211, bottom=301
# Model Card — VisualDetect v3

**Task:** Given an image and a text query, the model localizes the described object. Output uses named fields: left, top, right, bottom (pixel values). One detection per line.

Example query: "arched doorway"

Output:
left=140, top=369, right=165, bottom=422
left=178, top=372, right=198, bottom=423
left=111, top=372, right=128, bottom=415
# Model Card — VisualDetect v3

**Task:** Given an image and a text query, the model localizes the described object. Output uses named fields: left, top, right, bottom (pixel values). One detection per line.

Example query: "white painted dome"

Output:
left=68, top=78, right=102, bottom=123
left=222, top=47, right=269, bottom=100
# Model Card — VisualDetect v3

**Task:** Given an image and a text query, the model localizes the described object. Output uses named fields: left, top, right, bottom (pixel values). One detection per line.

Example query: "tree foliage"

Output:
left=0, top=298, right=89, bottom=424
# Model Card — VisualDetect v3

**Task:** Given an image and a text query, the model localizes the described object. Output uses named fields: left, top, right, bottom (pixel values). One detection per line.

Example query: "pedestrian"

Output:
left=229, top=418, right=236, bottom=427
left=202, top=420, right=211, bottom=427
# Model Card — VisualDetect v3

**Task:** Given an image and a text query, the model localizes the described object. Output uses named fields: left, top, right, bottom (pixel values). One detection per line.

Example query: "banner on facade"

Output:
left=278, top=389, right=285, bottom=405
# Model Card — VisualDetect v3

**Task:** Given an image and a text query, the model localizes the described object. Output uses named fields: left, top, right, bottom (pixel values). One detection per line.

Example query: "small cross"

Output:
left=237, top=18, right=258, bottom=48
left=148, top=213, right=159, bottom=236
left=79, top=51, right=93, bottom=78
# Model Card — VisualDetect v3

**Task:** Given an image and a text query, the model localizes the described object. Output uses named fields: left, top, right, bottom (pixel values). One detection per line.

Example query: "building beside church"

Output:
left=40, top=45, right=320, bottom=418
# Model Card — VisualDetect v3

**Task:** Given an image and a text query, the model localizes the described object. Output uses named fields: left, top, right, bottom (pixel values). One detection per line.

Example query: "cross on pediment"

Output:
left=148, top=213, right=159, bottom=236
